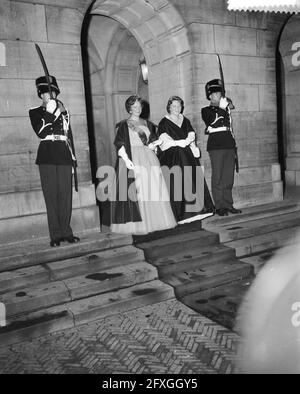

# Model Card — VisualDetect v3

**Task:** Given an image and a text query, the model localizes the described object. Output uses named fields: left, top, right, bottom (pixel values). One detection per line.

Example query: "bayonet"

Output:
left=216, top=53, right=239, bottom=172
left=216, top=53, right=234, bottom=109
left=35, top=44, right=54, bottom=100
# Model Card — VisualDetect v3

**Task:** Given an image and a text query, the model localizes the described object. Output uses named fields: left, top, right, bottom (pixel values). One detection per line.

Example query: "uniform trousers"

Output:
left=39, top=164, right=73, bottom=240
left=209, top=148, right=235, bottom=210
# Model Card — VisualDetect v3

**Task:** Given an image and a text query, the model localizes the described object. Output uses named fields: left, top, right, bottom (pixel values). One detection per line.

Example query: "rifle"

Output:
left=35, top=44, right=78, bottom=191
left=216, top=53, right=239, bottom=173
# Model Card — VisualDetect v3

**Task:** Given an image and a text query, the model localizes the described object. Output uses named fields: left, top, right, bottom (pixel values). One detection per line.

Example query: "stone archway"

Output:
left=82, top=0, right=192, bottom=168
left=278, top=14, right=300, bottom=188
left=84, top=16, right=147, bottom=169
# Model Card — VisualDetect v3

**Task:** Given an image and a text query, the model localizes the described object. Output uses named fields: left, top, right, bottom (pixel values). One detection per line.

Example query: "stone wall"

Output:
left=172, top=0, right=286, bottom=206
left=0, top=0, right=98, bottom=243
left=279, top=14, right=300, bottom=186
left=0, top=0, right=292, bottom=242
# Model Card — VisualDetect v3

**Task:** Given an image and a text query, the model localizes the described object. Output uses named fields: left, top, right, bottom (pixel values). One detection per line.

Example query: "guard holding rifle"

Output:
left=201, top=78, right=241, bottom=216
left=29, top=75, right=80, bottom=246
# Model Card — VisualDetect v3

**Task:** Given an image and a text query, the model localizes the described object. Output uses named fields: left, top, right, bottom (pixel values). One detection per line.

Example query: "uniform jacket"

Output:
left=201, top=105, right=236, bottom=151
left=29, top=105, right=75, bottom=165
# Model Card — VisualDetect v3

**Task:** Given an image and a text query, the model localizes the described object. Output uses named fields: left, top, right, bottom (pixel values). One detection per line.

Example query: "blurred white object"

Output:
left=236, top=240, right=300, bottom=374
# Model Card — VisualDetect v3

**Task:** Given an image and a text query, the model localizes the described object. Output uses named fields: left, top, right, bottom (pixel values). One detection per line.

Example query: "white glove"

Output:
left=187, top=132, right=195, bottom=143
left=148, top=139, right=162, bottom=151
left=46, top=99, right=57, bottom=114
left=190, top=142, right=200, bottom=158
left=219, top=97, right=229, bottom=109
left=124, top=158, right=134, bottom=170
left=175, top=139, right=189, bottom=148
left=118, top=146, right=134, bottom=170
left=46, top=99, right=61, bottom=118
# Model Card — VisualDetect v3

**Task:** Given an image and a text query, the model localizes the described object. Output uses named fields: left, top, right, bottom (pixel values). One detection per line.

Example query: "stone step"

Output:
left=225, top=225, right=300, bottom=258
left=239, top=242, right=300, bottom=275
left=203, top=201, right=299, bottom=228
left=137, top=230, right=219, bottom=260
left=0, top=232, right=132, bottom=273
left=46, top=245, right=144, bottom=281
left=240, top=249, right=278, bottom=274
left=63, top=262, right=157, bottom=301
left=164, top=259, right=254, bottom=298
left=0, top=245, right=145, bottom=294
left=181, top=278, right=254, bottom=331
left=147, top=243, right=236, bottom=276
left=1, top=261, right=157, bottom=317
left=211, top=210, right=300, bottom=243
left=0, top=280, right=175, bottom=346
left=132, top=220, right=202, bottom=244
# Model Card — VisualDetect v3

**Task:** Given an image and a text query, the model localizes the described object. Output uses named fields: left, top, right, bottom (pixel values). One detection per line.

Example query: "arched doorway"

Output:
left=81, top=0, right=192, bottom=179
left=278, top=13, right=300, bottom=191
left=82, top=14, right=148, bottom=173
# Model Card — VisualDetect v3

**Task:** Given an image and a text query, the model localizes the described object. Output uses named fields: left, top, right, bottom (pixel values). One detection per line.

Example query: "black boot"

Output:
left=227, top=206, right=242, bottom=214
left=61, top=235, right=80, bottom=243
left=50, top=238, right=61, bottom=247
left=216, top=208, right=228, bottom=216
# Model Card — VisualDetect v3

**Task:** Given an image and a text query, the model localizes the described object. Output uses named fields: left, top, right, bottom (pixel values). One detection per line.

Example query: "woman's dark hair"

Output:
left=125, top=95, right=143, bottom=114
left=166, top=95, right=184, bottom=114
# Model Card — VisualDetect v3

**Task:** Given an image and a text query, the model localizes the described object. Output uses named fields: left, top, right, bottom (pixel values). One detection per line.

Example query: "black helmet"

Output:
left=35, top=75, right=60, bottom=98
left=205, top=79, right=223, bottom=100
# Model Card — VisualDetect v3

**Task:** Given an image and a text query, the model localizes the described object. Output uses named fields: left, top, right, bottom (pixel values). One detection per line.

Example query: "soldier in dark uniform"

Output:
left=201, top=79, right=241, bottom=216
left=29, top=76, right=80, bottom=246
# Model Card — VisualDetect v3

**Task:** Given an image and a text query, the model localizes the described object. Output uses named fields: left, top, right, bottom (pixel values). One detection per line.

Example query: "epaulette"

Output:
left=29, top=105, right=42, bottom=110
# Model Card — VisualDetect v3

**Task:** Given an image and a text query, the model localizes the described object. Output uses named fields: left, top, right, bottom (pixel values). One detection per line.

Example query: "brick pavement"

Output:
left=0, top=299, right=241, bottom=374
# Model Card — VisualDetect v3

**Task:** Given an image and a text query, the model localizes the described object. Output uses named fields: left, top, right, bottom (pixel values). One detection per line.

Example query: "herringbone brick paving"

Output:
left=0, top=299, right=241, bottom=374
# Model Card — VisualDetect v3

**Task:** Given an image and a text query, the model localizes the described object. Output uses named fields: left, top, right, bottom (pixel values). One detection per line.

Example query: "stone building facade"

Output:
left=0, top=0, right=298, bottom=243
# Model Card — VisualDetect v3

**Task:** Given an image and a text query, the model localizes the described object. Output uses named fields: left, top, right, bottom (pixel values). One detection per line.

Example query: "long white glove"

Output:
left=186, top=131, right=200, bottom=157
left=148, top=139, right=163, bottom=151
left=187, top=132, right=195, bottom=143
left=174, top=139, right=190, bottom=148
left=46, top=99, right=61, bottom=117
left=160, top=133, right=189, bottom=151
left=219, top=97, right=229, bottom=109
left=190, top=142, right=200, bottom=158
left=118, top=146, right=134, bottom=170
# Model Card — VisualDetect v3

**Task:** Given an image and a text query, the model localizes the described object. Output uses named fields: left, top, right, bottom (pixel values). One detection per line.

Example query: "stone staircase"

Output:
left=2, top=200, right=299, bottom=344
left=193, top=199, right=300, bottom=330
left=134, top=200, right=300, bottom=332
left=0, top=231, right=174, bottom=345
left=203, top=200, right=300, bottom=271
left=133, top=221, right=254, bottom=329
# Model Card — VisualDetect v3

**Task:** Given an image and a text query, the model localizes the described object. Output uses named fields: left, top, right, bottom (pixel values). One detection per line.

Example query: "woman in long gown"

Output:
left=110, top=95, right=177, bottom=235
left=157, top=95, right=215, bottom=224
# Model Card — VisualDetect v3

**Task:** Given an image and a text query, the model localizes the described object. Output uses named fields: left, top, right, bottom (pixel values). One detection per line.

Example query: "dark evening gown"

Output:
left=157, top=115, right=215, bottom=223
